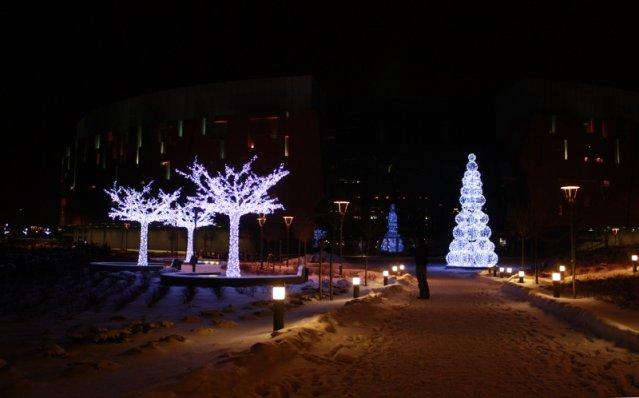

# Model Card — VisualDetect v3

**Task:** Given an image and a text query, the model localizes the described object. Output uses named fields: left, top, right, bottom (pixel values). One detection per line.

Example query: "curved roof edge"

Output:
left=77, top=75, right=321, bottom=136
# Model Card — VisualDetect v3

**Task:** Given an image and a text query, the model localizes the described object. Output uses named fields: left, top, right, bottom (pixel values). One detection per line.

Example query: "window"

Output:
left=550, top=115, right=557, bottom=134
left=563, top=139, right=568, bottom=160
left=161, top=161, right=171, bottom=180
left=585, top=118, right=595, bottom=133
left=284, top=135, right=290, bottom=157
left=601, top=120, right=608, bottom=138
left=177, top=120, right=183, bottom=138
left=615, top=139, right=621, bottom=164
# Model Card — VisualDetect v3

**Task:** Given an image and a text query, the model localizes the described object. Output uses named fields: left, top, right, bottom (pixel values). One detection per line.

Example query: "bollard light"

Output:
left=551, top=272, right=561, bottom=298
left=518, top=270, right=525, bottom=283
left=499, top=266, right=505, bottom=278
left=399, top=264, right=405, bottom=275
left=382, top=270, right=389, bottom=286
left=392, top=265, right=398, bottom=274
left=506, top=267, right=513, bottom=276
left=272, top=286, right=286, bottom=331
left=632, top=254, right=638, bottom=273
left=559, top=265, right=566, bottom=273
left=352, top=277, right=361, bottom=298
left=492, top=265, right=498, bottom=277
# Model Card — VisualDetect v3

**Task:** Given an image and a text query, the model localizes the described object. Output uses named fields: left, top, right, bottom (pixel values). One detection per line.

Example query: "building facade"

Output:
left=60, top=76, right=324, bottom=254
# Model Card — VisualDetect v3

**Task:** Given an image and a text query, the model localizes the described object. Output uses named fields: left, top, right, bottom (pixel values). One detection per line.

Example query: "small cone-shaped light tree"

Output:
left=380, top=204, right=404, bottom=252
left=179, top=157, right=289, bottom=277
left=105, top=182, right=181, bottom=266
left=165, top=201, right=216, bottom=262
left=446, top=153, right=498, bottom=268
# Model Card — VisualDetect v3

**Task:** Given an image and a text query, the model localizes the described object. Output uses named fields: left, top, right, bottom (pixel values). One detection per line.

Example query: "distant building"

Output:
left=60, top=76, right=324, bottom=254
left=496, top=79, right=639, bottom=232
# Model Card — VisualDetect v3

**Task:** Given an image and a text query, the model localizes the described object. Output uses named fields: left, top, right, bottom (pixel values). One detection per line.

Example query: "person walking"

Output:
left=414, top=239, right=430, bottom=299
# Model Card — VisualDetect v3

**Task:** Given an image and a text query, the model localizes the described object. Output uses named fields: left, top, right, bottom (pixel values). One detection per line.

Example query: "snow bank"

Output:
left=502, top=283, right=639, bottom=352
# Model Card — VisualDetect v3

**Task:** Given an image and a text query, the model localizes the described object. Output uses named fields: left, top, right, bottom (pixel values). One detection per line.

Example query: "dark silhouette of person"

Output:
left=414, top=239, right=430, bottom=299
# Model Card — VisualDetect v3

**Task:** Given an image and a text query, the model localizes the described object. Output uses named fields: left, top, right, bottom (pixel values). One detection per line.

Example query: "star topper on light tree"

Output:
left=165, top=200, right=216, bottom=262
left=105, top=182, right=181, bottom=266
left=178, top=156, right=289, bottom=277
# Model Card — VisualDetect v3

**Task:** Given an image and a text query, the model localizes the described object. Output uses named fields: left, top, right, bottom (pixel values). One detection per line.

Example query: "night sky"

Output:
left=2, top=1, right=637, bottom=225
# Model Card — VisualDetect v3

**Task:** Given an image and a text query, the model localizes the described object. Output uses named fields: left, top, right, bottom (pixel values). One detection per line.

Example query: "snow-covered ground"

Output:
left=1, top=265, right=639, bottom=397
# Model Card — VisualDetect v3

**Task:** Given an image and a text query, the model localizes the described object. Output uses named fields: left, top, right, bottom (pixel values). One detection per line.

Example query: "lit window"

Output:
left=550, top=115, right=556, bottom=134
left=284, top=135, right=290, bottom=157
left=595, top=157, right=604, bottom=164
left=615, top=139, right=621, bottom=164
left=563, top=139, right=568, bottom=160
left=585, top=118, right=595, bottom=133
left=160, top=141, right=165, bottom=154
left=161, top=161, right=171, bottom=180
left=177, top=120, right=183, bottom=138
left=202, top=117, right=207, bottom=135
left=601, top=120, right=608, bottom=138
left=602, top=180, right=611, bottom=187
left=584, top=156, right=589, bottom=162
left=94, top=134, right=101, bottom=150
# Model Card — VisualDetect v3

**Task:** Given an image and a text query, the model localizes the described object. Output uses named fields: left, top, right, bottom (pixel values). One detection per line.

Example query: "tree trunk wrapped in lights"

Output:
left=179, top=156, right=289, bottom=277
left=105, top=182, right=181, bottom=266
left=446, top=154, right=498, bottom=268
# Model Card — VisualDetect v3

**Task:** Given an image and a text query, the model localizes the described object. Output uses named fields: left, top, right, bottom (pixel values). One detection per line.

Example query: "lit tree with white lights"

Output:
left=446, top=153, right=498, bottom=268
left=105, top=182, right=181, bottom=266
left=165, top=201, right=216, bottom=262
left=380, top=204, right=404, bottom=252
left=179, top=157, right=289, bottom=277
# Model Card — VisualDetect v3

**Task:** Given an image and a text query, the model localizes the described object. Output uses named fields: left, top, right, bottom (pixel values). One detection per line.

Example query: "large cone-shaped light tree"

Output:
left=165, top=201, right=216, bottom=262
left=179, top=157, right=289, bottom=277
left=446, top=153, right=498, bottom=268
left=105, top=182, right=181, bottom=265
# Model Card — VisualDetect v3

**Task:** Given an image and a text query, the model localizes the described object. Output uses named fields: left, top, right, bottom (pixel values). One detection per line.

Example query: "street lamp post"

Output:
left=257, top=214, right=266, bottom=269
left=283, top=216, right=294, bottom=267
left=334, top=201, right=350, bottom=276
left=631, top=254, right=638, bottom=273
left=561, top=185, right=580, bottom=299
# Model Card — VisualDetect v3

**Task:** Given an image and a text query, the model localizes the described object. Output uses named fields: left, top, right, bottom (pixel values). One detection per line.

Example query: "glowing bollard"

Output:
left=559, top=264, right=566, bottom=278
left=632, top=254, right=638, bottom=273
left=499, top=267, right=505, bottom=278
left=399, top=264, right=405, bottom=275
left=272, top=286, right=286, bottom=331
left=352, top=277, right=361, bottom=298
left=392, top=265, right=398, bottom=275
left=518, top=270, right=525, bottom=283
left=383, top=270, right=389, bottom=286
left=506, top=267, right=513, bottom=277
left=552, top=272, right=561, bottom=298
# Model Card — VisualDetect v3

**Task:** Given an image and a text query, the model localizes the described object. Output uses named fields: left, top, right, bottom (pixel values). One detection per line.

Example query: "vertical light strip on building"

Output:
left=162, top=161, right=171, bottom=180
left=220, top=139, right=225, bottom=159
left=550, top=115, right=556, bottom=134
left=160, top=141, right=165, bottom=154
left=177, top=120, right=183, bottom=138
left=136, top=126, right=142, bottom=165
left=202, top=117, right=207, bottom=135
left=284, top=135, right=289, bottom=157
left=95, top=134, right=101, bottom=149
left=615, top=138, right=621, bottom=164
left=563, top=139, right=568, bottom=160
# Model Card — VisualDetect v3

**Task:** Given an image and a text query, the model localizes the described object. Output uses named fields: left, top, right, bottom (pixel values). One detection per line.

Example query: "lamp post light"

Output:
left=272, top=286, right=286, bottom=331
left=283, top=216, right=294, bottom=267
left=382, top=270, right=389, bottom=286
left=499, top=266, right=505, bottom=278
left=552, top=272, right=562, bottom=298
left=392, top=265, right=398, bottom=275
left=257, top=214, right=266, bottom=269
left=631, top=254, right=638, bottom=273
left=399, top=264, right=405, bottom=275
left=352, top=277, right=361, bottom=298
left=334, top=200, right=350, bottom=276
left=518, top=270, right=525, bottom=283
left=561, top=185, right=580, bottom=298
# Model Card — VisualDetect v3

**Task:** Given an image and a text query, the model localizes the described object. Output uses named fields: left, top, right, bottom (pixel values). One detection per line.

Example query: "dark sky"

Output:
left=2, top=1, right=638, bottom=224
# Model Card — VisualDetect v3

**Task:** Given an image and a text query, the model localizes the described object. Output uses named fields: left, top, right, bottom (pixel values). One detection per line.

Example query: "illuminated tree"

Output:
left=446, top=153, right=498, bottom=268
left=179, top=157, right=289, bottom=277
left=380, top=204, right=404, bottom=252
left=165, top=201, right=216, bottom=262
left=105, top=182, right=181, bottom=266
